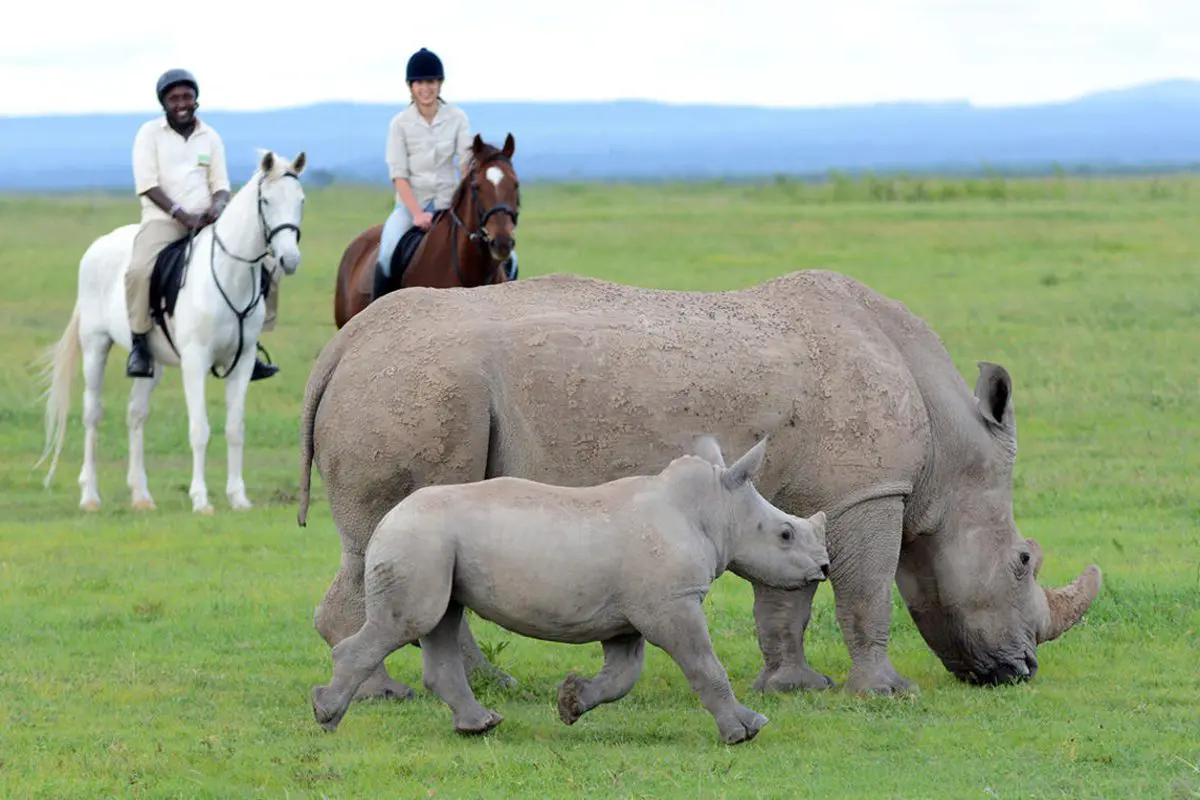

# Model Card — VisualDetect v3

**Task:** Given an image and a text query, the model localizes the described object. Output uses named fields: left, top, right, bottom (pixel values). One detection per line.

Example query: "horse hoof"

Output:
left=80, top=499, right=100, bottom=513
left=132, top=498, right=156, bottom=512
left=194, top=505, right=215, bottom=516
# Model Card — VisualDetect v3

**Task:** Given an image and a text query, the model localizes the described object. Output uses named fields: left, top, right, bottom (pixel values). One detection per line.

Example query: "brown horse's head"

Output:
left=462, top=133, right=519, bottom=265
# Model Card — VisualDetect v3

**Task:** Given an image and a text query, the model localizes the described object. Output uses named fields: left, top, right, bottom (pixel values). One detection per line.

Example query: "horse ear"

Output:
left=472, top=133, right=484, bottom=154
left=502, top=133, right=515, bottom=159
left=292, top=152, right=307, bottom=174
left=259, top=150, right=276, bottom=175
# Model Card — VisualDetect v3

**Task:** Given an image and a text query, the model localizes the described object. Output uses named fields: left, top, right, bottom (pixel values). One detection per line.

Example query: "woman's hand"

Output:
left=413, top=210, right=434, bottom=229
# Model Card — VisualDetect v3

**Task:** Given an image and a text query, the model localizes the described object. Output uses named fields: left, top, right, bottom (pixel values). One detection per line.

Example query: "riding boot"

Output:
left=372, top=262, right=391, bottom=301
left=250, top=342, right=279, bottom=382
left=126, top=332, right=154, bottom=379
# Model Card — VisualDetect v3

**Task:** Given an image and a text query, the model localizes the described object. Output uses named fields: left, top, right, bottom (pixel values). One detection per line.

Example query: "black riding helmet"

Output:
left=156, top=68, right=199, bottom=104
left=406, top=48, right=444, bottom=83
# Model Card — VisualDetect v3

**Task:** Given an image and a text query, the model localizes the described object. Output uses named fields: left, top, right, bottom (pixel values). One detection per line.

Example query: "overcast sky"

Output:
left=2, top=0, right=1198, bottom=116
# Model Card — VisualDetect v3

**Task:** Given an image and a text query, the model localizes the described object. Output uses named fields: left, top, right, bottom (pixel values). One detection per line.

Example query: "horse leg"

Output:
left=180, top=350, right=214, bottom=515
left=78, top=332, right=112, bottom=512
left=126, top=364, right=163, bottom=511
left=223, top=346, right=257, bottom=511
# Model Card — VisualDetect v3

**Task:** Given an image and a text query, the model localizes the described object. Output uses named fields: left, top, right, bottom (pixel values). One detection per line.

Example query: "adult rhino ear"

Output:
left=975, top=362, right=1017, bottom=459
left=721, top=436, right=768, bottom=489
left=692, top=435, right=726, bottom=468
left=974, top=362, right=1014, bottom=429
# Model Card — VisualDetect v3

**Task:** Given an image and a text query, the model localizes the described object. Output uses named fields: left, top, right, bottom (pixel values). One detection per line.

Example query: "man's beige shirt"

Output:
left=132, top=117, right=231, bottom=223
left=385, top=102, right=472, bottom=210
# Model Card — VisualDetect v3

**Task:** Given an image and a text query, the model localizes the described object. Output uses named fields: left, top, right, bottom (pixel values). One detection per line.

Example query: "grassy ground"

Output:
left=0, top=172, right=1197, bottom=798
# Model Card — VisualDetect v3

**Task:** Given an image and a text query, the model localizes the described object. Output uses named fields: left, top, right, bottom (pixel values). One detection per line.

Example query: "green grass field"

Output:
left=0, top=172, right=1197, bottom=798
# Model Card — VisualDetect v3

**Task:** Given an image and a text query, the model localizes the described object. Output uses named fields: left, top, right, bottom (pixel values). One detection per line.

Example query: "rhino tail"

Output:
left=297, top=335, right=348, bottom=527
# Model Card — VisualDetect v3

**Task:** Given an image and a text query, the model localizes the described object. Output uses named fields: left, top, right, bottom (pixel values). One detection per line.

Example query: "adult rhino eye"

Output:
left=1020, top=551, right=1031, bottom=565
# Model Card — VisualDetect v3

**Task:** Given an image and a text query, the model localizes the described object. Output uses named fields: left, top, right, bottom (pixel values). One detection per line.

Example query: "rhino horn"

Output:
left=1038, top=565, right=1102, bottom=643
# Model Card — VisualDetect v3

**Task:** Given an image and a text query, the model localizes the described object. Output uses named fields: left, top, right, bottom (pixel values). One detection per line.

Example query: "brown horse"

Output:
left=333, top=133, right=520, bottom=328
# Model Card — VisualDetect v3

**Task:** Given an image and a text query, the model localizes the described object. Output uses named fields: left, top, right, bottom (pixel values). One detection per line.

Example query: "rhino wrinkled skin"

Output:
left=310, top=436, right=830, bottom=744
left=298, top=269, right=1102, bottom=698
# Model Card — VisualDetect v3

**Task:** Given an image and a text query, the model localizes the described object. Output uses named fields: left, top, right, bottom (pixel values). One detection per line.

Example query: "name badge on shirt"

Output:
left=197, top=153, right=211, bottom=167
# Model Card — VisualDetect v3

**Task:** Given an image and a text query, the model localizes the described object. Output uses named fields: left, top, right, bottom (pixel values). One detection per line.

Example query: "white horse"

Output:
left=35, top=149, right=308, bottom=514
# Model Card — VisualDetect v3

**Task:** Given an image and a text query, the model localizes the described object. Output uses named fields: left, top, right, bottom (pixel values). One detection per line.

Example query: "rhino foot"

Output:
left=453, top=708, right=504, bottom=735
left=351, top=671, right=416, bottom=703
left=311, top=685, right=348, bottom=732
left=843, top=663, right=918, bottom=696
left=752, top=664, right=836, bottom=693
left=717, top=705, right=769, bottom=745
left=556, top=673, right=588, bottom=725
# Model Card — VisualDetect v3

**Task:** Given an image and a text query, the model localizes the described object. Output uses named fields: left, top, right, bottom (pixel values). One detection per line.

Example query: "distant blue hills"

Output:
left=4, top=79, right=1200, bottom=191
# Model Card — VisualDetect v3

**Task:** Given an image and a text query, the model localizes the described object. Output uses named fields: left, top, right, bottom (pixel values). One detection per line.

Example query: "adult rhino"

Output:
left=298, top=269, right=1102, bottom=697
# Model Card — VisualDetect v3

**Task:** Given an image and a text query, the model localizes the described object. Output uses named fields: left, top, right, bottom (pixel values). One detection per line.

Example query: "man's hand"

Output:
left=202, top=196, right=228, bottom=225
left=176, top=210, right=206, bottom=230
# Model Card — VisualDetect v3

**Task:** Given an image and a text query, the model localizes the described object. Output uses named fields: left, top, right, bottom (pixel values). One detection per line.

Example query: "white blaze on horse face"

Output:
left=486, top=166, right=504, bottom=188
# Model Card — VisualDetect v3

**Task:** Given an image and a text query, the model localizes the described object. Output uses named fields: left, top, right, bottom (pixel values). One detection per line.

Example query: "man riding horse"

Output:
left=125, top=68, right=279, bottom=381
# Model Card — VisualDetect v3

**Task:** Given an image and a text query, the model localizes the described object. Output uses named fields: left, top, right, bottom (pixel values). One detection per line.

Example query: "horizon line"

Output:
left=3, top=76, right=1198, bottom=120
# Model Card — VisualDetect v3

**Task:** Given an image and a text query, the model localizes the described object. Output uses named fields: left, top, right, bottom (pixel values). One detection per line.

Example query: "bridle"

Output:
left=214, top=170, right=304, bottom=266
left=447, top=155, right=519, bottom=285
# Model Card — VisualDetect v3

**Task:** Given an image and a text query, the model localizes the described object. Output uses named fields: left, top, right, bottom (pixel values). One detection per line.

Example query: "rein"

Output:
left=446, top=155, right=519, bottom=286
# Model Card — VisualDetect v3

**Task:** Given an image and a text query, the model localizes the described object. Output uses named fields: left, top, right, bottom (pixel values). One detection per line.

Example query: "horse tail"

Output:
left=297, top=333, right=348, bottom=527
left=33, top=302, right=82, bottom=487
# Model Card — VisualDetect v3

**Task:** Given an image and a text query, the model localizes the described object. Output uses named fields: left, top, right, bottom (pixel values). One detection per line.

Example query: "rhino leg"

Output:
left=314, top=549, right=417, bottom=702
left=312, top=615, right=420, bottom=732
left=751, top=581, right=836, bottom=692
left=827, top=496, right=917, bottom=695
left=638, top=600, right=769, bottom=745
left=422, top=602, right=504, bottom=735
left=557, top=632, right=646, bottom=725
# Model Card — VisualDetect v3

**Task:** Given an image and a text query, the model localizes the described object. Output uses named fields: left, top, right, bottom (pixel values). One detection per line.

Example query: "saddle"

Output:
left=149, top=233, right=271, bottom=348
left=374, top=210, right=447, bottom=298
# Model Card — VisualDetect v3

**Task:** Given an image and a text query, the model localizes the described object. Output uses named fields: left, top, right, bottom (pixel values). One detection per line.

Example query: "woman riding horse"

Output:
left=376, top=47, right=517, bottom=298
left=331, top=48, right=522, bottom=329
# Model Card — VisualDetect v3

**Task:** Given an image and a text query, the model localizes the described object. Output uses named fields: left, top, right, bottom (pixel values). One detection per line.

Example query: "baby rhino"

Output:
left=310, top=435, right=830, bottom=745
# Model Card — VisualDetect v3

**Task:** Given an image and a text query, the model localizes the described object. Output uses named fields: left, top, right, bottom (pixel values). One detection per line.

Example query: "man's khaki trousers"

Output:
left=126, top=218, right=187, bottom=335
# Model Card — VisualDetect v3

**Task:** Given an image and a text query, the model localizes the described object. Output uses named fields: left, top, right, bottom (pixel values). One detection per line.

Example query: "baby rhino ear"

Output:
left=692, top=435, right=726, bottom=468
left=808, top=510, right=827, bottom=541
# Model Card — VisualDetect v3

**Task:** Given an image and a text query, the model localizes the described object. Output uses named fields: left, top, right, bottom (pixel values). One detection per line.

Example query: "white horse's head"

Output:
left=253, top=149, right=307, bottom=274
